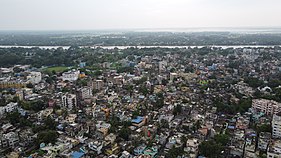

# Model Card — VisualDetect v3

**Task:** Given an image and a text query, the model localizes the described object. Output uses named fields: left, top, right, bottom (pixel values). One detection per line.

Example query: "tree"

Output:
left=139, top=86, right=149, bottom=96
left=214, top=134, right=229, bottom=146
left=160, top=119, right=169, bottom=128
left=13, top=67, right=24, bottom=73
left=154, top=93, right=164, bottom=109
left=244, top=77, right=264, bottom=88
left=6, top=111, right=20, bottom=125
left=36, top=130, right=58, bottom=145
left=119, top=127, right=131, bottom=141
left=94, top=70, right=102, bottom=76
left=199, top=140, right=223, bottom=158
left=173, top=104, right=182, bottom=115
left=166, top=146, right=184, bottom=158
left=44, top=116, right=57, bottom=130
left=256, top=124, right=272, bottom=134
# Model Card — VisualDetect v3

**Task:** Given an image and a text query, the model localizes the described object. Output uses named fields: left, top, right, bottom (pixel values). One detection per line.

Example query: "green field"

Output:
left=44, top=66, right=69, bottom=73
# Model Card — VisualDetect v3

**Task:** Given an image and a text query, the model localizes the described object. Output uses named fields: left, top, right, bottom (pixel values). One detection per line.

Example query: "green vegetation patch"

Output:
left=43, top=66, right=69, bottom=73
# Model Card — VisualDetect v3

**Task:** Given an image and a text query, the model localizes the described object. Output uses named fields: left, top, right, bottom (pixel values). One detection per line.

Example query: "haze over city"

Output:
left=1, top=0, right=281, bottom=30
left=2, top=1, right=281, bottom=158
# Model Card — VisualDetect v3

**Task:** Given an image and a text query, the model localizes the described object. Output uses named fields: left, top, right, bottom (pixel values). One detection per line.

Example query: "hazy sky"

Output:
left=0, top=0, right=281, bottom=30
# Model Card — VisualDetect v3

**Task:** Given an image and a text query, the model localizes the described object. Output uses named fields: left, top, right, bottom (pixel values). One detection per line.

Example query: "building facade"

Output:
left=252, top=99, right=281, bottom=116
left=61, top=93, right=77, bottom=109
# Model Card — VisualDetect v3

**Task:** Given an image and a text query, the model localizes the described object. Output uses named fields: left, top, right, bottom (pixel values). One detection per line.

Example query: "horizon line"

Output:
left=1, top=26, right=281, bottom=32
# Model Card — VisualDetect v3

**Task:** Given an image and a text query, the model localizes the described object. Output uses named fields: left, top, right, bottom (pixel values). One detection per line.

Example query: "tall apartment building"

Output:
left=91, top=80, right=104, bottom=90
left=252, top=99, right=281, bottom=116
left=78, top=87, right=92, bottom=99
left=61, top=93, right=77, bottom=109
left=272, top=114, right=281, bottom=138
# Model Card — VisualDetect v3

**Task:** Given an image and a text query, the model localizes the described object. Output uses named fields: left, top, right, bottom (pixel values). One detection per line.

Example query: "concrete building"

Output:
left=258, top=132, right=271, bottom=151
left=88, top=141, right=103, bottom=154
left=0, top=102, right=18, bottom=117
left=27, top=72, right=42, bottom=84
left=267, top=139, right=281, bottom=158
left=272, top=114, right=281, bottom=138
left=0, top=132, right=19, bottom=148
left=184, top=138, right=199, bottom=158
left=252, top=99, right=281, bottom=116
left=92, top=80, right=104, bottom=90
left=62, top=70, right=80, bottom=81
left=78, top=87, right=92, bottom=99
left=61, top=93, right=77, bottom=109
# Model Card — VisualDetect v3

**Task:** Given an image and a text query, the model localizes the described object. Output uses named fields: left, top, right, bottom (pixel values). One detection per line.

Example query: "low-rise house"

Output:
left=184, top=138, right=199, bottom=158
left=88, top=141, right=103, bottom=154
left=132, top=116, right=146, bottom=127
left=134, top=144, right=147, bottom=156
left=236, top=116, right=250, bottom=130
left=120, top=150, right=133, bottom=158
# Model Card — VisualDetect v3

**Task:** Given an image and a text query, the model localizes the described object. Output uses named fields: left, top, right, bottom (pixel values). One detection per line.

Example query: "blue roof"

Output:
left=228, top=126, right=235, bottom=129
left=132, top=116, right=144, bottom=124
left=71, top=151, right=84, bottom=158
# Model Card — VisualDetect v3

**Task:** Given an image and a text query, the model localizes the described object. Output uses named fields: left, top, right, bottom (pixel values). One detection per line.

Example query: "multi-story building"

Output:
left=61, top=93, right=77, bottom=109
left=252, top=99, right=281, bottom=116
left=258, top=132, right=271, bottom=151
left=267, top=139, right=281, bottom=158
left=92, top=80, right=104, bottom=90
left=78, top=87, right=92, bottom=99
left=272, top=114, right=281, bottom=138
left=5, top=102, right=18, bottom=113
left=0, top=102, right=18, bottom=118
left=27, top=71, right=42, bottom=84
left=0, top=132, right=19, bottom=148
left=62, top=70, right=80, bottom=81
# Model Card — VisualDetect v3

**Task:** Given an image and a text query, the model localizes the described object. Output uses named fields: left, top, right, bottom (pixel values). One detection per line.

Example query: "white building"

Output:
left=170, top=72, right=178, bottom=82
left=252, top=99, right=281, bottom=116
left=273, top=114, right=281, bottom=138
left=88, top=141, right=103, bottom=154
left=5, top=102, right=18, bottom=113
left=61, top=93, right=77, bottom=109
left=159, top=61, right=167, bottom=72
left=62, top=70, right=80, bottom=81
left=1, top=132, right=19, bottom=148
left=184, top=138, right=199, bottom=158
left=0, top=102, right=18, bottom=118
left=27, top=72, right=42, bottom=84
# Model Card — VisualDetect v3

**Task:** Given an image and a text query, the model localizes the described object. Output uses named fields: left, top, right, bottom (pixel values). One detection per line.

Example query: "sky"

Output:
left=0, top=0, right=281, bottom=30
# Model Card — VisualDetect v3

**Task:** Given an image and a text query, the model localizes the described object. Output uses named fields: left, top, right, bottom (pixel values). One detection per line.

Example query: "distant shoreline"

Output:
left=0, top=45, right=280, bottom=50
